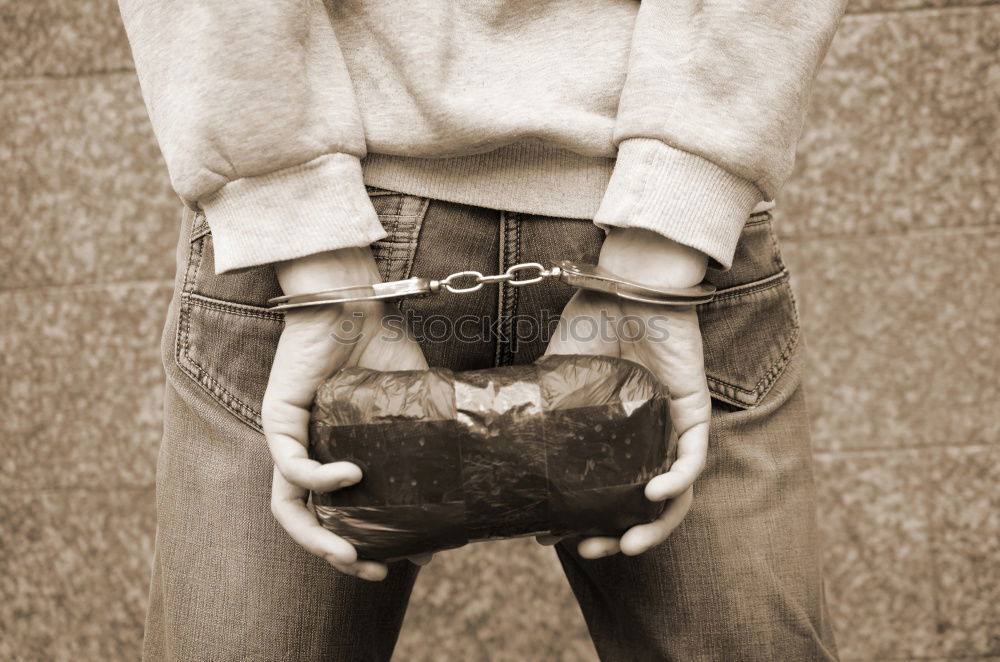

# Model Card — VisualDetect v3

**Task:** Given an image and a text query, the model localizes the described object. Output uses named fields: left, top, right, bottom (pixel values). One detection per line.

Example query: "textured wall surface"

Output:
left=1, top=1, right=996, bottom=660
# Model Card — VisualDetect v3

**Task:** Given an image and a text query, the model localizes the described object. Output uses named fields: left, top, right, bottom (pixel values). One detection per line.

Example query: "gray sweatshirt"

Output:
left=118, top=0, right=845, bottom=273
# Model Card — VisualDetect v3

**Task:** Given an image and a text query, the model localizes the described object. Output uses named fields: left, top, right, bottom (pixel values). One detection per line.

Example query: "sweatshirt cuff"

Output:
left=594, top=138, right=764, bottom=270
left=199, top=153, right=388, bottom=273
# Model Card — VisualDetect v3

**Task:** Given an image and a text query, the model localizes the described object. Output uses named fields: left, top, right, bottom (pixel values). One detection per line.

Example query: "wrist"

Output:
left=275, top=247, right=382, bottom=298
left=598, top=228, right=708, bottom=289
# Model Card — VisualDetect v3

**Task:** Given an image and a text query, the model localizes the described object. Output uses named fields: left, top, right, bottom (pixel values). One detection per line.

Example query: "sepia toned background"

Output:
left=1, top=0, right=997, bottom=659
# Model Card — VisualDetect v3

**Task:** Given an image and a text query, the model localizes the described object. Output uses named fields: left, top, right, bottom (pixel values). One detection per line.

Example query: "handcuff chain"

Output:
left=266, top=259, right=714, bottom=311
left=436, top=262, right=553, bottom=294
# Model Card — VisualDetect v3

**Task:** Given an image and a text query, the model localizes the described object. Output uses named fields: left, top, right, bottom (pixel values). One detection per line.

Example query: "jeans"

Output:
left=143, top=187, right=839, bottom=661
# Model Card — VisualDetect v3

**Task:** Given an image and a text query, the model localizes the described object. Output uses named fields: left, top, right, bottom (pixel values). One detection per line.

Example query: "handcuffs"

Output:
left=267, top=260, right=716, bottom=312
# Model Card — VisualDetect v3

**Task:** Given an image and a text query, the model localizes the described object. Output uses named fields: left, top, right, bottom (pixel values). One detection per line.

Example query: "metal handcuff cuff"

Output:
left=266, top=260, right=716, bottom=312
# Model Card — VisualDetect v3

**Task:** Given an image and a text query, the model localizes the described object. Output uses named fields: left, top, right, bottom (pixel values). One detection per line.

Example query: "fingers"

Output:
left=535, top=534, right=563, bottom=546
left=576, top=487, right=695, bottom=560
left=328, top=559, right=389, bottom=582
left=265, top=398, right=363, bottom=491
left=270, top=468, right=388, bottom=581
left=262, top=306, right=426, bottom=492
left=262, top=317, right=359, bottom=491
left=577, top=420, right=704, bottom=560
left=577, top=536, right=621, bottom=560
left=539, top=533, right=610, bottom=561
left=645, top=419, right=709, bottom=502
left=270, top=468, right=357, bottom=565
left=574, top=484, right=696, bottom=560
left=407, top=553, right=434, bottom=566
left=665, top=381, right=713, bottom=448
left=277, top=454, right=363, bottom=493
left=619, top=486, right=694, bottom=556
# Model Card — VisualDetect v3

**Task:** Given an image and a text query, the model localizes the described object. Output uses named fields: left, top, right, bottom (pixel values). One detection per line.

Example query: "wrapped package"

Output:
left=309, top=354, right=674, bottom=560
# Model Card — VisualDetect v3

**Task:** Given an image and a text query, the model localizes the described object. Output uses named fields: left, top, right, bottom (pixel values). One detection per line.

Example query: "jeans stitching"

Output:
left=393, top=216, right=415, bottom=281
left=189, top=208, right=210, bottom=241
left=178, top=329, right=265, bottom=430
left=371, top=195, right=429, bottom=282
left=183, top=293, right=284, bottom=320
left=701, top=276, right=800, bottom=403
left=175, top=295, right=270, bottom=430
left=701, top=217, right=798, bottom=406
left=174, top=221, right=270, bottom=431
left=182, top=215, right=204, bottom=295
left=705, top=325, right=799, bottom=398
left=495, top=211, right=520, bottom=367
left=705, top=270, right=788, bottom=302
left=765, top=214, right=789, bottom=273
left=402, top=198, right=429, bottom=280
left=494, top=212, right=507, bottom=367
left=382, top=214, right=402, bottom=281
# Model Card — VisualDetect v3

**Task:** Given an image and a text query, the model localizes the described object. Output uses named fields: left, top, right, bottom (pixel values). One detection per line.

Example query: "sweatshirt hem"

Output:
left=594, top=139, right=767, bottom=270
left=201, top=153, right=387, bottom=273
left=361, top=141, right=774, bottom=225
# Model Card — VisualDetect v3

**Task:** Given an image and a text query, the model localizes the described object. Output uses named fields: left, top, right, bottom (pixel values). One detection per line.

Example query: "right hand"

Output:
left=262, top=247, right=431, bottom=581
left=536, top=229, right=711, bottom=559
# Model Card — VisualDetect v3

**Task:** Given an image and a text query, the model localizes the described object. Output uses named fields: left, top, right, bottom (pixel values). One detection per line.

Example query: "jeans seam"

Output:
left=403, top=198, right=429, bottom=280
left=382, top=213, right=403, bottom=281
left=189, top=208, right=210, bottom=241
left=705, top=269, right=788, bottom=302
left=494, top=210, right=520, bottom=367
left=764, top=212, right=788, bottom=272
left=371, top=196, right=429, bottom=283
left=182, top=217, right=204, bottom=295
left=182, top=292, right=284, bottom=320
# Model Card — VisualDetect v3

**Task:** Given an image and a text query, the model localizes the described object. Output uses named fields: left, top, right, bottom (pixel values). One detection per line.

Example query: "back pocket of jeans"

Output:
left=175, top=213, right=285, bottom=431
left=175, top=191, right=429, bottom=431
left=698, top=214, right=800, bottom=409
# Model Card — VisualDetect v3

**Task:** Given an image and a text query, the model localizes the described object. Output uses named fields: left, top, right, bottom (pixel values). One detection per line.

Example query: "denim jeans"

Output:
left=143, top=187, right=839, bottom=661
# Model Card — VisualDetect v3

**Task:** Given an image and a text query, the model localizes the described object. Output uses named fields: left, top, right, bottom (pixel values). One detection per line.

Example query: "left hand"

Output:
left=262, top=249, right=434, bottom=581
left=537, top=228, right=712, bottom=559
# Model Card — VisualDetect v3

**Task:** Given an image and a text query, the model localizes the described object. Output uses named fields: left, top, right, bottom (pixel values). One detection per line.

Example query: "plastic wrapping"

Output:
left=309, top=354, right=674, bottom=560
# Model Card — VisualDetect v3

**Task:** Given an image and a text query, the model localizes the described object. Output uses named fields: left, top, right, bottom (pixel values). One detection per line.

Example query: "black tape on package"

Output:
left=309, top=354, right=674, bottom=561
